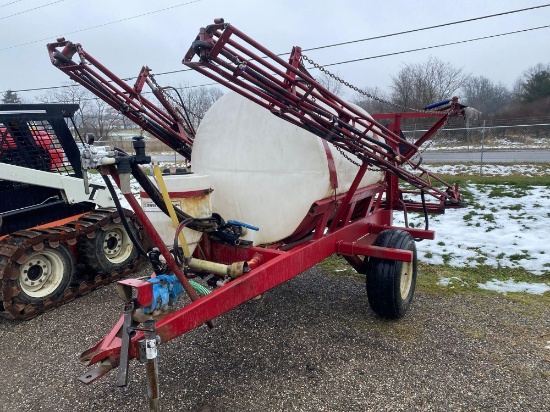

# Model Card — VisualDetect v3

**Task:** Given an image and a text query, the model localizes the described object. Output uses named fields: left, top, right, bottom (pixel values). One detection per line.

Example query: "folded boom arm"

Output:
left=183, top=19, right=464, bottom=207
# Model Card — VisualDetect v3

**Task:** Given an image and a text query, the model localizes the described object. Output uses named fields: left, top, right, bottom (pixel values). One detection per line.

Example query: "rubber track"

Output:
left=0, top=208, right=148, bottom=320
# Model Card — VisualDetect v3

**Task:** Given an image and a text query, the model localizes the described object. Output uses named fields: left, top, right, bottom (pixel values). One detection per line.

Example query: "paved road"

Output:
left=422, top=149, right=550, bottom=163
left=154, top=150, right=550, bottom=165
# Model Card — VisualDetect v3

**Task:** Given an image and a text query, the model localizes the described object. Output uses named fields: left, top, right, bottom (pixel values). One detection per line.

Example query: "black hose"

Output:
left=162, top=86, right=197, bottom=136
left=420, top=189, right=429, bottom=232
left=101, top=174, right=148, bottom=257
left=173, top=218, right=194, bottom=266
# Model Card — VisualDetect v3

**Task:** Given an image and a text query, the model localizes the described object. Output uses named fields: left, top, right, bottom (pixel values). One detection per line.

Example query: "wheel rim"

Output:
left=400, top=260, right=414, bottom=300
left=103, top=227, right=133, bottom=264
left=20, top=249, right=66, bottom=298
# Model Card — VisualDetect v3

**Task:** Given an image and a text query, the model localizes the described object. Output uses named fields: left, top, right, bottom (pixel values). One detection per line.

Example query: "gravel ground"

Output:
left=1, top=266, right=549, bottom=412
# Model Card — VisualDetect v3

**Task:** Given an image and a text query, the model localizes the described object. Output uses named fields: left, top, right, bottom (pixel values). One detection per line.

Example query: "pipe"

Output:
left=143, top=320, right=160, bottom=412
left=188, top=258, right=247, bottom=279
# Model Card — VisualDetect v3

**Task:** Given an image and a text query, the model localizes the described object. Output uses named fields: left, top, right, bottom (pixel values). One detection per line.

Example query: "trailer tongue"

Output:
left=47, top=19, right=466, bottom=409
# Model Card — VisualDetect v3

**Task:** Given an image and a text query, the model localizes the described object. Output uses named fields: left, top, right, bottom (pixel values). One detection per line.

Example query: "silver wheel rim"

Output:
left=20, top=249, right=66, bottom=298
left=103, top=227, right=133, bottom=264
left=400, top=260, right=413, bottom=300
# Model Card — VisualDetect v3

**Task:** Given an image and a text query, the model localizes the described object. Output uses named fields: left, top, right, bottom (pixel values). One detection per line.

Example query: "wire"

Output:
left=5, top=20, right=550, bottom=96
left=301, top=4, right=550, bottom=53
left=1, top=0, right=24, bottom=8
left=0, top=0, right=64, bottom=20
left=316, top=24, right=550, bottom=69
left=0, top=0, right=202, bottom=51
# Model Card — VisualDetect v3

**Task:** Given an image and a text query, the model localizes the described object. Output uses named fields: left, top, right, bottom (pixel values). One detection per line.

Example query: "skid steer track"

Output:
left=0, top=208, right=149, bottom=320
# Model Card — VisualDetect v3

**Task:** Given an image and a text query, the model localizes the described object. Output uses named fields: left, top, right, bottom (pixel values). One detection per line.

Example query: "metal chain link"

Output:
left=301, top=54, right=449, bottom=115
left=301, top=54, right=455, bottom=159
left=149, top=74, right=202, bottom=120
left=334, top=145, right=361, bottom=167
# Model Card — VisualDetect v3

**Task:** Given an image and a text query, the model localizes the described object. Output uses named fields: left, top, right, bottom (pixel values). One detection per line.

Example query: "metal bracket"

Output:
left=117, top=301, right=135, bottom=387
left=78, top=359, right=114, bottom=384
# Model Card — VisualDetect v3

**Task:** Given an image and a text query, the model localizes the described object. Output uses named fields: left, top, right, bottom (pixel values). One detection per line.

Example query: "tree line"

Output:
left=2, top=57, right=550, bottom=138
left=320, top=58, right=550, bottom=120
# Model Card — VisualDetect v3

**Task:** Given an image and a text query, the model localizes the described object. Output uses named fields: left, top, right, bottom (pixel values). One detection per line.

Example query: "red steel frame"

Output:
left=45, top=21, right=463, bottom=383
left=47, top=40, right=194, bottom=160
left=79, top=173, right=434, bottom=382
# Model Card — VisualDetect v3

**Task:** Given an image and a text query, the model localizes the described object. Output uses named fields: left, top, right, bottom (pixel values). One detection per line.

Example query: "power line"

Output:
left=34, top=81, right=220, bottom=103
left=0, top=0, right=64, bottom=20
left=317, top=24, right=550, bottom=69
left=7, top=81, right=218, bottom=94
left=0, top=0, right=203, bottom=51
left=303, top=4, right=550, bottom=53
left=1, top=0, right=24, bottom=7
left=3, top=18, right=550, bottom=94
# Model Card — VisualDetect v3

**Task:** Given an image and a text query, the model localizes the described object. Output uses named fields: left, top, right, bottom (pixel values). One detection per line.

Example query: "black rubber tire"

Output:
left=78, top=222, right=139, bottom=275
left=12, top=243, right=74, bottom=306
left=365, top=229, right=417, bottom=319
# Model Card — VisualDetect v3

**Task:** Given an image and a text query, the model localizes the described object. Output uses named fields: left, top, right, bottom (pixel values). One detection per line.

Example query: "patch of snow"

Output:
left=394, top=183, right=550, bottom=276
left=426, top=164, right=550, bottom=177
left=438, top=277, right=466, bottom=288
left=477, top=279, right=550, bottom=295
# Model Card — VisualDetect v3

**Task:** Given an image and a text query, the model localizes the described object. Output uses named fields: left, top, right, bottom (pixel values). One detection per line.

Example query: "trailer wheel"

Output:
left=79, top=223, right=138, bottom=275
left=14, top=243, right=74, bottom=305
left=365, top=229, right=417, bottom=319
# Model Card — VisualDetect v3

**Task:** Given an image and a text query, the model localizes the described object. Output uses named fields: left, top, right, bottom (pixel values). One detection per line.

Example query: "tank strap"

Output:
left=321, top=140, right=338, bottom=190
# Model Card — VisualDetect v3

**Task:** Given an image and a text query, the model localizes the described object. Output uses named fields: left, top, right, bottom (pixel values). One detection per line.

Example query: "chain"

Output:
left=301, top=54, right=456, bottom=161
left=334, top=145, right=361, bottom=167
left=149, top=74, right=202, bottom=120
left=301, top=54, right=449, bottom=115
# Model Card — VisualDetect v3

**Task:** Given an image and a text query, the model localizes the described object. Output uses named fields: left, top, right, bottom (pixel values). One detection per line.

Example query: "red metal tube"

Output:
left=109, top=168, right=201, bottom=304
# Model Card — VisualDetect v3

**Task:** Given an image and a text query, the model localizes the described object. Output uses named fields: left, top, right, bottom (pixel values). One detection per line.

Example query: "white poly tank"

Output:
left=191, top=91, right=384, bottom=246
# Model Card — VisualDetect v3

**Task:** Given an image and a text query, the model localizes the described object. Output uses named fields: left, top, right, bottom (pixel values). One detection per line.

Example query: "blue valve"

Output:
left=227, top=219, right=260, bottom=231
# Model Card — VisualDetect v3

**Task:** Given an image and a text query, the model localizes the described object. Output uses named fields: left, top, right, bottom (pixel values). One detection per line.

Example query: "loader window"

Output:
left=0, top=119, right=70, bottom=174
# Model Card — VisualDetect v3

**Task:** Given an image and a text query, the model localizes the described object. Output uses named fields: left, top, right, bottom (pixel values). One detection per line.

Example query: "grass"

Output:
left=434, top=173, right=550, bottom=188
left=317, top=257, right=550, bottom=306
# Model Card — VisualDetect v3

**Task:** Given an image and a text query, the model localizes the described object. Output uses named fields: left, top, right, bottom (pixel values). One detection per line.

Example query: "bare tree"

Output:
left=350, top=86, right=392, bottom=114
left=461, top=76, right=512, bottom=116
left=37, top=83, right=123, bottom=140
left=391, top=56, right=469, bottom=109
left=38, top=83, right=91, bottom=130
left=175, top=84, right=224, bottom=129
left=84, top=98, right=123, bottom=141
left=316, top=72, right=345, bottom=97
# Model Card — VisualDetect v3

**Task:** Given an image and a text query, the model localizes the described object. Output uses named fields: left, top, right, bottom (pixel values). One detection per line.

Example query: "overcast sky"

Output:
left=1, top=0, right=550, bottom=103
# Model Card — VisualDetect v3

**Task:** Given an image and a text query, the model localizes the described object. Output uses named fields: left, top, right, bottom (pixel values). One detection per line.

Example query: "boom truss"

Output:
left=47, top=39, right=195, bottom=160
left=183, top=19, right=464, bottom=207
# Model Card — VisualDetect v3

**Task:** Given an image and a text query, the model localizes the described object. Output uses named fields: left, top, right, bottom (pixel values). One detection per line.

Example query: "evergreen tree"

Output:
left=521, top=70, right=550, bottom=103
left=2, top=90, right=22, bottom=104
